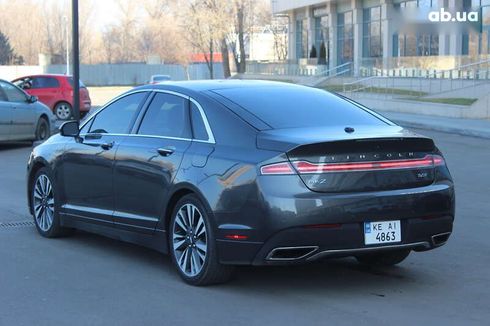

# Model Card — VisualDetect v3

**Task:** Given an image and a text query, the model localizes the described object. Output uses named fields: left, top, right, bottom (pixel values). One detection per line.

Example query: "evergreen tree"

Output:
left=0, top=30, right=14, bottom=65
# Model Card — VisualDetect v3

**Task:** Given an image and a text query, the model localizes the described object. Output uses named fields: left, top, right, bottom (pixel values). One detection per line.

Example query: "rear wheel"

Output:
left=356, top=249, right=410, bottom=267
left=35, top=117, right=50, bottom=141
left=169, top=194, right=234, bottom=285
left=54, top=102, right=72, bottom=120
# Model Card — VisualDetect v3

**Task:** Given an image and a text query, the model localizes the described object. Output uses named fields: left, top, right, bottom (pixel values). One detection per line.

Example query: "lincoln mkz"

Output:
left=27, top=81, right=455, bottom=285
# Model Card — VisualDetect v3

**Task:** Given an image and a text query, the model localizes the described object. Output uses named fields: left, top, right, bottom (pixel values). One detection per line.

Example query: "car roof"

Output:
left=13, top=74, right=70, bottom=79
left=135, top=79, right=305, bottom=93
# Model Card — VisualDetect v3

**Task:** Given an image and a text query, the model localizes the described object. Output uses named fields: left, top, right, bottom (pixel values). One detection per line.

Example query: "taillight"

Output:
left=292, top=154, right=445, bottom=174
left=260, top=162, right=295, bottom=175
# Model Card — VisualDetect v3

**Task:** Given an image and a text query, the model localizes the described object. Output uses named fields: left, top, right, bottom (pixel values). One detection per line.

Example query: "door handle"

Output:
left=157, top=147, right=175, bottom=157
left=100, top=142, right=114, bottom=150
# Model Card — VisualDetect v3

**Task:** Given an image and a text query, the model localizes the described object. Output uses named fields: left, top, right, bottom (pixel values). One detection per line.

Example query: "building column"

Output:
left=289, top=10, right=296, bottom=61
left=381, top=0, right=395, bottom=70
left=352, top=0, right=363, bottom=77
left=447, top=0, right=463, bottom=58
left=327, top=2, right=338, bottom=70
left=306, top=6, right=315, bottom=61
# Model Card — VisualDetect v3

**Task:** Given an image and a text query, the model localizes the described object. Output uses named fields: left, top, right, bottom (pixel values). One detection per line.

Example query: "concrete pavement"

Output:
left=0, top=129, right=489, bottom=325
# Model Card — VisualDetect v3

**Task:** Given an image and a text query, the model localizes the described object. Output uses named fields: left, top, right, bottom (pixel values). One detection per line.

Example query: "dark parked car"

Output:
left=12, top=74, right=92, bottom=120
left=26, top=81, right=455, bottom=285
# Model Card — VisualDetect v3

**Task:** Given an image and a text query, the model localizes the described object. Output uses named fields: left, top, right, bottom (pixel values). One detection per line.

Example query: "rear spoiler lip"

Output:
left=256, top=125, right=432, bottom=152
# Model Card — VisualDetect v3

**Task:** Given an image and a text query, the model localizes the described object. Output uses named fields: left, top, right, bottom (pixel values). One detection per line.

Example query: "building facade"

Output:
left=271, top=0, right=490, bottom=74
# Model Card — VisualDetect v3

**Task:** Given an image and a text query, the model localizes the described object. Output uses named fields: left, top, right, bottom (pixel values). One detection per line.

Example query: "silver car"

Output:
left=0, top=79, right=56, bottom=142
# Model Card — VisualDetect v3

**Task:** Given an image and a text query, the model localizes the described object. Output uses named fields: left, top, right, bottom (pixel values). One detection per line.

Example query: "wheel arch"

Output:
left=161, top=183, right=214, bottom=234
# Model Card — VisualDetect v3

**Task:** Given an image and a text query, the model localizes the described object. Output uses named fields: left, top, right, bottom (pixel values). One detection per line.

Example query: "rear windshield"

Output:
left=213, top=86, right=386, bottom=129
left=68, top=77, right=86, bottom=88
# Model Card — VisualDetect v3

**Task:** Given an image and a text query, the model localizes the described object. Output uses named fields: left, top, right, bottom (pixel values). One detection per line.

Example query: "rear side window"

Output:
left=138, top=93, right=191, bottom=139
left=213, top=86, right=386, bottom=129
left=190, top=102, right=209, bottom=141
left=89, top=92, right=147, bottom=134
left=32, top=77, right=60, bottom=89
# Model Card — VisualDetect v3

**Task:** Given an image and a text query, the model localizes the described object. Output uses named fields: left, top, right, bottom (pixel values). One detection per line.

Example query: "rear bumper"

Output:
left=216, top=215, right=453, bottom=265
left=214, top=177, right=455, bottom=265
left=80, top=100, right=91, bottom=112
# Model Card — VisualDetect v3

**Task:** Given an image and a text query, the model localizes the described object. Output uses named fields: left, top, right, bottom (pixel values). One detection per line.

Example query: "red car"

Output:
left=12, top=74, right=91, bottom=120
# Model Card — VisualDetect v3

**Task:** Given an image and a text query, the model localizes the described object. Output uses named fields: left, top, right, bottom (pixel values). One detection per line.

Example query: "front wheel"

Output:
left=31, top=168, right=71, bottom=238
left=169, top=194, right=234, bottom=285
left=54, top=102, right=73, bottom=120
left=356, top=249, right=410, bottom=267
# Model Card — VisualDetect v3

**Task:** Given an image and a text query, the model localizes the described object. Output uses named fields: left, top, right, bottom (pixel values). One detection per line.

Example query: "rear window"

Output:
left=68, top=77, right=86, bottom=88
left=213, top=86, right=386, bottom=129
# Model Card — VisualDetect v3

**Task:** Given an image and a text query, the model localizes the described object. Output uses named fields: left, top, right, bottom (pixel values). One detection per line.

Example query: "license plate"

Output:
left=364, top=220, right=401, bottom=245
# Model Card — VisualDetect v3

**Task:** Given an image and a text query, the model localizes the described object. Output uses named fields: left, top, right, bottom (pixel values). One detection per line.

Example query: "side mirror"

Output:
left=27, top=95, right=38, bottom=103
left=60, top=120, right=79, bottom=138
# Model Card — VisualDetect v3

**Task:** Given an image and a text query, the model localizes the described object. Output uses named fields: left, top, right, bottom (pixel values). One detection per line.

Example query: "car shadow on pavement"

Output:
left=61, top=229, right=437, bottom=294
left=0, top=142, right=33, bottom=151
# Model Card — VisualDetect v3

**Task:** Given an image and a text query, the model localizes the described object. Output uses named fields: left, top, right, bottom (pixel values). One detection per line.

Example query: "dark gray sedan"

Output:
left=26, top=80, right=454, bottom=286
left=0, top=79, right=56, bottom=143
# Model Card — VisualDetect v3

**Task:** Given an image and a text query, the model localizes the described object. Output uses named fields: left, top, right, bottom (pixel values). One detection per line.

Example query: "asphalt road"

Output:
left=0, top=129, right=489, bottom=326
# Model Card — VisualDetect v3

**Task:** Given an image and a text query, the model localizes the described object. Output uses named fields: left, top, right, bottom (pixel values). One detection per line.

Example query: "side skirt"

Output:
left=60, top=212, right=169, bottom=254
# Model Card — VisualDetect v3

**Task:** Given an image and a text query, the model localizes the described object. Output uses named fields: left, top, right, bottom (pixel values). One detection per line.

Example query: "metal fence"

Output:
left=0, top=63, right=224, bottom=86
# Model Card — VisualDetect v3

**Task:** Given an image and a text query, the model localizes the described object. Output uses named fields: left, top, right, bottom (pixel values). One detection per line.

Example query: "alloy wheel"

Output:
left=172, top=203, right=208, bottom=277
left=33, top=174, right=54, bottom=232
left=55, top=104, right=71, bottom=120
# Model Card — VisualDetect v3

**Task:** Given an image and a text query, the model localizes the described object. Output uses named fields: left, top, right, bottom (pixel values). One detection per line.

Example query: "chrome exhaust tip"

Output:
left=266, top=246, right=319, bottom=261
left=431, top=232, right=451, bottom=246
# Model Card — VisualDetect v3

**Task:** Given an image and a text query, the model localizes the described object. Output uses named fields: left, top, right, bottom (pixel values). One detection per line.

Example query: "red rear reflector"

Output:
left=225, top=234, right=248, bottom=240
left=260, top=162, right=295, bottom=175
left=293, top=155, right=443, bottom=174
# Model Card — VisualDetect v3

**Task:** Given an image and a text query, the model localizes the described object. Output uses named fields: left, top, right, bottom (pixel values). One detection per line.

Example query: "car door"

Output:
left=0, top=81, right=33, bottom=139
left=0, top=84, right=13, bottom=141
left=59, top=91, right=150, bottom=226
left=113, top=91, right=192, bottom=233
left=30, top=77, right=60, bottom=109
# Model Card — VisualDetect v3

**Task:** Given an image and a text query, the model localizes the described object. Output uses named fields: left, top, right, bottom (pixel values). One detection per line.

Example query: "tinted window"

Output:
left=0, top=85, right=7, bottom=101
left=0, top=81, right=27, bottom=103
left=190, top=102, right=208, bottom=141
left=214, top=86, right=386, bottom=129
left=138, top=93, right=191, bottom=138
left=89, top=92, right=147, bottom=134
left=32, top=77, right=60, bottom=89
left=68, top=77, right=86, bottom=88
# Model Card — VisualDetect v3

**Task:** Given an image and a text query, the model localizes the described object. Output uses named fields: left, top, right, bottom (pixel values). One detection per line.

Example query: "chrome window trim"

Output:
left=79, top=88, right=216, bottom=144
left=189, top=97, right=216, bottom=144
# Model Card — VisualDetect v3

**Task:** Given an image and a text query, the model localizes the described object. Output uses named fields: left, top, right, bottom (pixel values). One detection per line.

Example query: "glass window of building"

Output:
left=314, top=12, right=329, bottom=64
left=337, top=11, right=354, bottom=64
left=462, top=1, right=490, bottom=55
left=295, top=18, right=308, bottom=58
left=363, top=6, right=383, bottom=57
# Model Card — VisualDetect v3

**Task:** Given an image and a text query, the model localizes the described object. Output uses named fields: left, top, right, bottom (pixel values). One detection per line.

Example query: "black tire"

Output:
left=54, top=102, right=73, bottom=120
left=356, top=249, right=410, bottom=267
left=30, top=167, right=71, bottom=238
left=35, top=117, right=50, bottom=141
left=168, top=194, right=234, bottom=285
